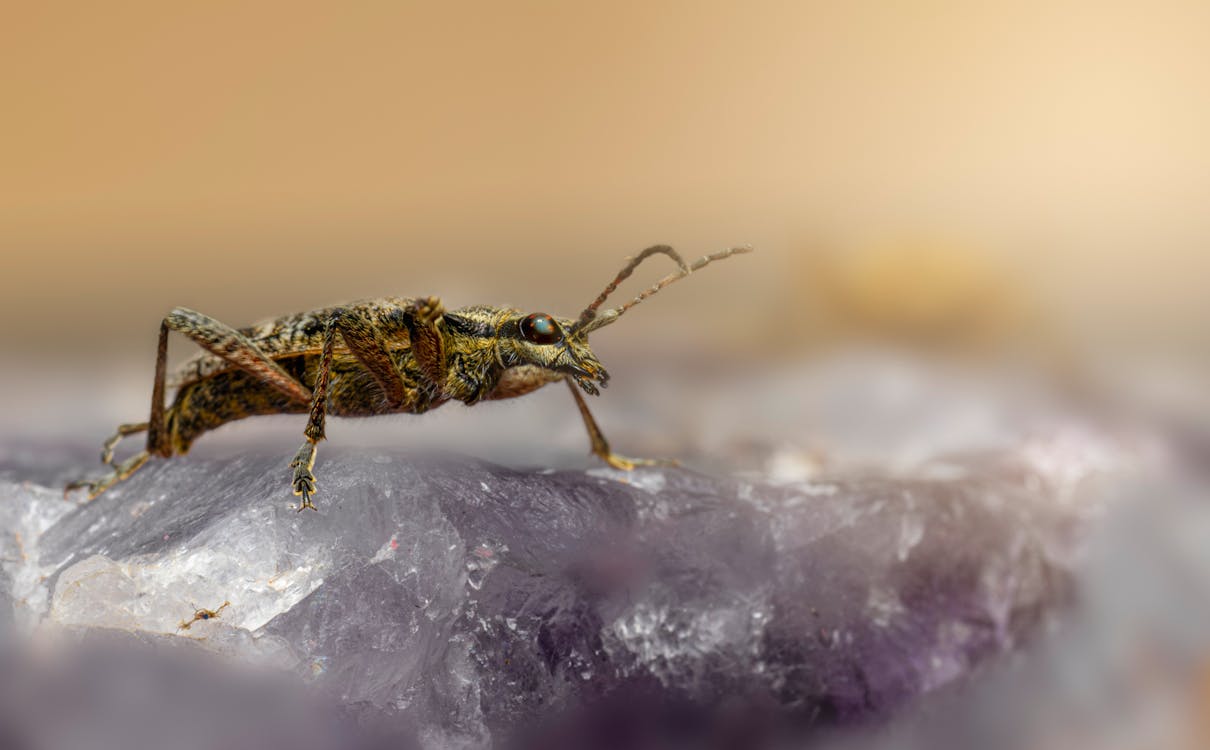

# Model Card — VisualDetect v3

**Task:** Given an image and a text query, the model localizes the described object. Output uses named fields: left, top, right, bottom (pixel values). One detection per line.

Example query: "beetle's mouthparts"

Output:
left=565, top=362, right=609, bottom=396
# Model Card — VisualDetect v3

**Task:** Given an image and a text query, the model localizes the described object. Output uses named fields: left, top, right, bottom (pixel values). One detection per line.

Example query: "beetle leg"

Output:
left=289, top=305, right=417, bottom=511
left=564, top=379, right=678, bottom=471
left=146, top=318, right=172, bottom=457
left=487, top=365, right=562, bottom=401
left=330, top=305, right=414, bottom=409
left=68, top=308, right=315, bottom=502
left=66, top=420, right=150, bottom=499
left=163, top=308, right=312, bottom=402
left=149, top=309, right=313, bottom=458
left=289, top=441, right=319, bottom=512
left=64, top=450, right=150, bottom=502
left=99, top=422, right=149, bottom=465
left=290, top=314, right=337, bottom=512
left=400, top=296, right=446, bottom=392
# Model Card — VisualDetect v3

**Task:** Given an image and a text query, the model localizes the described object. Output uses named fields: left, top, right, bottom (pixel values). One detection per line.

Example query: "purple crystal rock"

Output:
left=0, top=435, right=1093, bottom=749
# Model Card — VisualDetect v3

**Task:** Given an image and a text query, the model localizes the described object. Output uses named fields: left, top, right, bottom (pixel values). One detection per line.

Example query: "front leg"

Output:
left=564, top=379, right=678, bottom=471
left=487, top=365, right=562, bottom=401
left=67, top=308, right=312, bottom=502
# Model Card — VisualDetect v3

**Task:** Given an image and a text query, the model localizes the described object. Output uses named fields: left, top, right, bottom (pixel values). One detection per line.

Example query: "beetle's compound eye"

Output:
left=520, top=313, right=562, bottom=345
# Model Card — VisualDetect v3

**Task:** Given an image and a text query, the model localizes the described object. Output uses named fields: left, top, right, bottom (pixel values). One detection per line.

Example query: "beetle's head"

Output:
left=498, top=311, right=610, bottom=395
left=499, top=245, right=752, bottom=396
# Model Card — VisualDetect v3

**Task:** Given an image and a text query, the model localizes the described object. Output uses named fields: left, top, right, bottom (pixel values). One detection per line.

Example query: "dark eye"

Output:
left=520, top=312, right=562, bottom=344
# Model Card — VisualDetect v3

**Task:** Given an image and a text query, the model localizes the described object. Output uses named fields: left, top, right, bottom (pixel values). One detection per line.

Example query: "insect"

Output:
left=66, top=245, right=752, bottom=511
left=177, top=600, right=230, bottom=631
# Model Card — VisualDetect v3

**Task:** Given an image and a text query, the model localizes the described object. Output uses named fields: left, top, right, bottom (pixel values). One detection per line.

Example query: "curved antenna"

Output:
left=572, top=245, right=753, bottom=334
left=572, top=245, right=688, bottom=332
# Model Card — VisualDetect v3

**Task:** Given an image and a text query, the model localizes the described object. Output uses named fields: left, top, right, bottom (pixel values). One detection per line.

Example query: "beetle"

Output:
left=66, top=245, right=752, bottom=511
left=177, top=600, right=230, bottom=631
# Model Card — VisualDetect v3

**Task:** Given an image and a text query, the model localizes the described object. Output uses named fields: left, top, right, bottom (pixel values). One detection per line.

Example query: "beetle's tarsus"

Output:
left=296, top=492, right=318, bottom=513
left=65, top=450, right=151, bottom=503
left=601, top=453, right=679, bottom=471
left=290, top=442, right=319, bottom=512
left=564, top=379, right=678, bottom=472
left=99, top=422, right=149, bottom=466
left=63, top=478, right=100, bottom=501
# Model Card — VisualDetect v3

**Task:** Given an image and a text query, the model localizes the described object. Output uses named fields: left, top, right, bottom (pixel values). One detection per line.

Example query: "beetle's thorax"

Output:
left=433, top=305, right=511, bottom=403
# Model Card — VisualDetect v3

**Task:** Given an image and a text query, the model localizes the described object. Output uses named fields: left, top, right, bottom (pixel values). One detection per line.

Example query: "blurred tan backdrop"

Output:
left=2, top=1, right=1209, bottom=370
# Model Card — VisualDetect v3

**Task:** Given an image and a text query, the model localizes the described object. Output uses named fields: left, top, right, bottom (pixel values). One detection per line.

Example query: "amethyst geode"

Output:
left=0, top=443, right=1084, bottom=748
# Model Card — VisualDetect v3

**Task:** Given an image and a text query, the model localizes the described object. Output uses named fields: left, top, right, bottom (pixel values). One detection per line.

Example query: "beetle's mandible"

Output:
left=67, top=245, right=752, bottom=511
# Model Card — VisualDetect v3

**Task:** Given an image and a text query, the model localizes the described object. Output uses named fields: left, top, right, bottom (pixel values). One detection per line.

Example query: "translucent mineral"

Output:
left=0, top=436, right=1116, bottom=749
left=0, top=355, right=1172, bottom=749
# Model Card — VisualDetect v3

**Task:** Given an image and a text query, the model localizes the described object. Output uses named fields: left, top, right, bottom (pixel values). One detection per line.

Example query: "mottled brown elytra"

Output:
left=67, top=246, right=752, bottom=511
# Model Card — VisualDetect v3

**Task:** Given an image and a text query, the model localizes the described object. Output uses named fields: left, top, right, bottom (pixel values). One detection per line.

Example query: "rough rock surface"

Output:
left=0, top=440, right=1100, bottom=749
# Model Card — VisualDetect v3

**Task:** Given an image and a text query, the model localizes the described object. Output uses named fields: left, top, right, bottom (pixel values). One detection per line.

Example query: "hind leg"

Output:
left=65, top=450, right=151, bottom=501
left=65, top=422, right=153, bottom=501
left=149, top=309, right=312, bottom=456
left=100, top=422, right=149, bottom=465
left=67, top=321, right=172, bottom=500
left=68, top=307, right=314, bottom=502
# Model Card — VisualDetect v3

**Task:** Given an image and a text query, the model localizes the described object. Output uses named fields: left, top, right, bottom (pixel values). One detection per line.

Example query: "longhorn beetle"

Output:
left=67, top=245, right=752, bottom=511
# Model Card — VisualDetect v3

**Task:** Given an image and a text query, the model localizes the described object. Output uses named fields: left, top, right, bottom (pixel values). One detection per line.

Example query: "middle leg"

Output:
left=290, top=315, right=337, bottom=511
left=288, top=300, right=436, bottom=511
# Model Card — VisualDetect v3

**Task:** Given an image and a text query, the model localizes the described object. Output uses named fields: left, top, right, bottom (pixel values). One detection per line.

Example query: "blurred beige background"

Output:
left=4, top=7, right=1208, bottom=740
left=2, top=1, right=1208, bottom=372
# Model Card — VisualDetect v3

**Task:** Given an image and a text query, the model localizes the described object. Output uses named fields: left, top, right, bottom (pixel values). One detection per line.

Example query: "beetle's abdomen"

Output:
left=166, top=358, right=311, bottom=454
left=164, top=350, right=441, bottom=454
